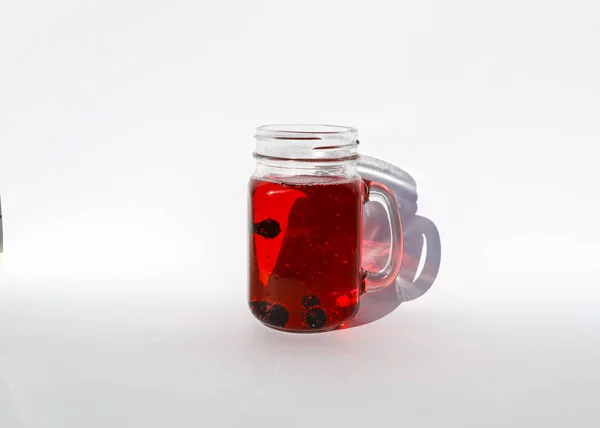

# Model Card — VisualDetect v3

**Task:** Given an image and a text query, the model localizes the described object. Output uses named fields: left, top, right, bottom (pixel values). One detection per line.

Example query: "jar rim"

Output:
left=256, top=124, right=357, bottom=138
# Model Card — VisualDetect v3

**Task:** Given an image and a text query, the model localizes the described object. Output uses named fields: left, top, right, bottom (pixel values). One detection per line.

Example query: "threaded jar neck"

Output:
left=254, top=124, right=359, bottom=162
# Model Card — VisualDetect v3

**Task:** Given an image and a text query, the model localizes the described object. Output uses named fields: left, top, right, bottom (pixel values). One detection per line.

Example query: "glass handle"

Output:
left=363, top=180, right=403, bottom=293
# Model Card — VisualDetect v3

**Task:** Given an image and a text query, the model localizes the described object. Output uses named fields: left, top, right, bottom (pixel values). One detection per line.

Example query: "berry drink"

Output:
left=249, top=175, right=364, bottom=332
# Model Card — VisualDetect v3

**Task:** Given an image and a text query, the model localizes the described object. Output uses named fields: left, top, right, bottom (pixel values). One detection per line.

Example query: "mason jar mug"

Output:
left=248, top=125, right=403, bottom=332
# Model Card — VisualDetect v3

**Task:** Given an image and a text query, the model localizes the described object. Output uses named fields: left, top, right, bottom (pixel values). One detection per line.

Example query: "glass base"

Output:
left=258, top=321, right=343, bottom=334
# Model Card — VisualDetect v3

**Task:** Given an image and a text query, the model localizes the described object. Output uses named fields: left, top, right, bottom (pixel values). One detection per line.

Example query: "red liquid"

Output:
left=248, top=176, right=364, bottom=332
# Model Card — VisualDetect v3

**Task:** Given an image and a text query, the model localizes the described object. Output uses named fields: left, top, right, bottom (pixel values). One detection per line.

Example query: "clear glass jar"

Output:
left=248, top=125, right=403, bottom=332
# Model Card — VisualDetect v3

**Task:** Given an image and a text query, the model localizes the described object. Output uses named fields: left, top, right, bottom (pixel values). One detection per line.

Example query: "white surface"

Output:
left=1, top=0, right=599, bottom=427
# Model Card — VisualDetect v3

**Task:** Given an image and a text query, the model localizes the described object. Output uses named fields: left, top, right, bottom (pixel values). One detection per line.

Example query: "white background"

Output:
left=1, top=1, right=599, bottom=427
